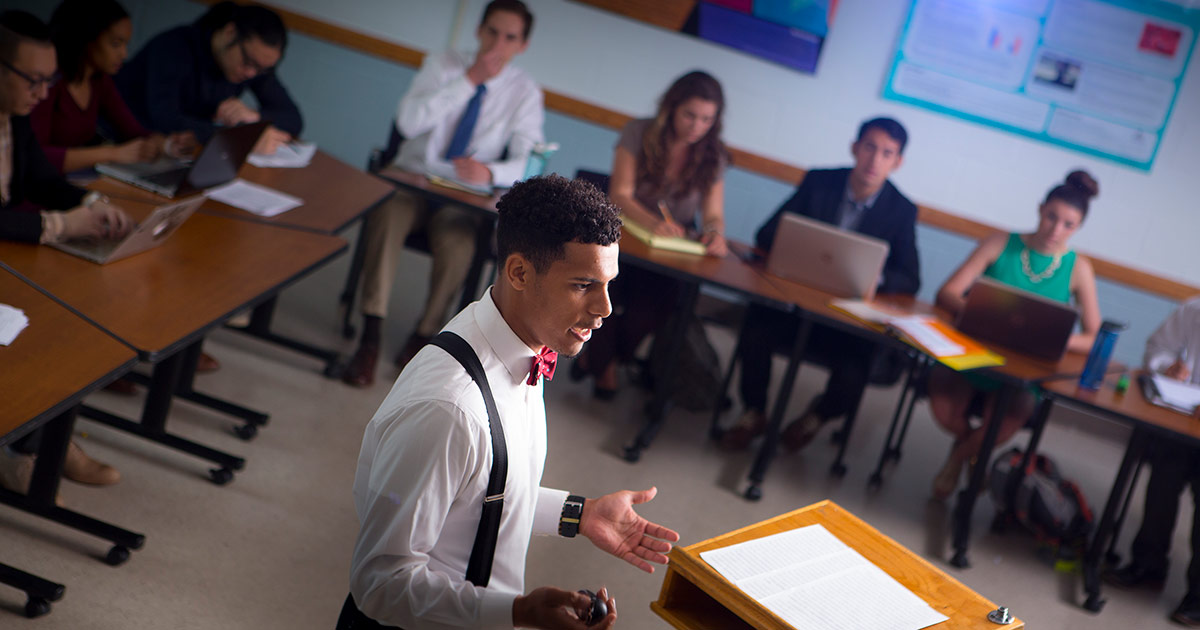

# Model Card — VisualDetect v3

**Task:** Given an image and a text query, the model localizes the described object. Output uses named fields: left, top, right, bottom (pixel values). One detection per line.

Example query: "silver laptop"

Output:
left=96, top=121, right=267, bottom=197
left=766, top=213, right=890, bottom=299
left=51, top=196, right=205, bottom=264
left=955, top=277, right=1079, bottom=361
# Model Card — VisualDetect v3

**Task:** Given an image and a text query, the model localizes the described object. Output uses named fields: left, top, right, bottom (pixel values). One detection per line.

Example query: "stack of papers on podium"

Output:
left=621, top=218, right=707, bottom=256
left=701, top=525, right=948, bottom=630
left=205, top=179, right=303, bottom=217
left=247, top=141, right=316, bottom=168
left=0, top=303, right=29, bottom=346
left=1149, top=374, right=1200, bottom=413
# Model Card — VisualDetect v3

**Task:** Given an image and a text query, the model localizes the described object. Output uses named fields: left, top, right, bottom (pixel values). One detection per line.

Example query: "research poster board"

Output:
left=882, top=0, right=1200, bottom=171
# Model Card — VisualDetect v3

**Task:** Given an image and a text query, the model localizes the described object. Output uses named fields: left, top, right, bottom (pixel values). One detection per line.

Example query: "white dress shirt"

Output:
left=1145, top=296, right=1200, bottom=386
left=350, top=288, right=569, bottom=629
left=394, top=50, right=545, bottom=187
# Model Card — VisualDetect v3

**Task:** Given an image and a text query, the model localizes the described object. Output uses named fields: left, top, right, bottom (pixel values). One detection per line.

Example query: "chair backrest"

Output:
left=368, top=119, right=406, bottom=173
left=574, top=169, right=611, bottom=194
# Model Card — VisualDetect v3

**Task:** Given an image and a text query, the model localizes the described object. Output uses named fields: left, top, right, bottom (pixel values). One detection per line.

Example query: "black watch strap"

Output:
left=560, top=495, right=585, bottom=537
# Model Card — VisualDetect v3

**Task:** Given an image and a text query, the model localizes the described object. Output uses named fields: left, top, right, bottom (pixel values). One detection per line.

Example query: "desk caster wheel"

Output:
left=25, top=597, right=50, bottom=618
left=1083, top=595, right=1105, bottom=613
left=621, top=445, right=642, bottom=463
left=234, top=423, right=258, bottom=441
left=209, top=467, right=234, bottom=485
left=949, top=550, right=970, bottom=569
left=830, top=462, right=847, bottom=477
left=831, top=430, right=845, bottom=445
left=868, top=473, right=882, bottom=489
left=105, top=545, right=130, bottom=566
left=743, top=485, right=763, bottom=501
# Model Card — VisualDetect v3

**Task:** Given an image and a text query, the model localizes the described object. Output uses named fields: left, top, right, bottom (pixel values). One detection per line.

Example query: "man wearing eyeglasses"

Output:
left=0, top=10, right=132, bottom=243
left=115, top=1, right=301, bottom=156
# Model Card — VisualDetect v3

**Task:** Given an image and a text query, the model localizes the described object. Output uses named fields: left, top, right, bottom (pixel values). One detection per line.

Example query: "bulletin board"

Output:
left=882, top=0, right=1200, bottom=171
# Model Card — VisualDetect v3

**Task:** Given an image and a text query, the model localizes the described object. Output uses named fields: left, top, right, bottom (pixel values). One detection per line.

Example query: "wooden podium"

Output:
left=652, top=501, right=1023, bottom=629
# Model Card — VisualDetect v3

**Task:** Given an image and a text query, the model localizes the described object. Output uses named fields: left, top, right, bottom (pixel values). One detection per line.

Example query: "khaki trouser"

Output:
left=359, top=189, right=481, bottom=336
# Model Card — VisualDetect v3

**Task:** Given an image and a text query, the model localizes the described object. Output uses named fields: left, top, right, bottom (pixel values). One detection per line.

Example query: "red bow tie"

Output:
left=527, top=346, right=557, bottom=386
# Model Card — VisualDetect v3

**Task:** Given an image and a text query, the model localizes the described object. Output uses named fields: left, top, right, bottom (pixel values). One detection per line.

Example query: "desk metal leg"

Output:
left=708, top=324, right=745, bottom=441
left=81, top=353, right=246, bottom=485
left=743, top=316, right=813, bottom=501
left=0, top=407, right=146, bottom=567
left=338, top=219, right=372, bottom=340
left=869, top=354, right=923, bottom=487
left=229, top=296, right=344, bottom=377
left=1081, top=427, right=1149, bottom=613
left=828, top=380, right=869, bottom=478
left=0, top=562, right=63, bottom=618
left=993, top=395, right=1056, bottom=530
left=950, top=383, right=1014, bottom=568
left=172, top=341, right=269, bottom=440
left=622, top=282, right=701, bottom=463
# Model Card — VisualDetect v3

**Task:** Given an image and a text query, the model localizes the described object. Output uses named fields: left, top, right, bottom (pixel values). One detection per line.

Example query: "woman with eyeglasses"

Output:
left=30, top=0, right=196, bottom=174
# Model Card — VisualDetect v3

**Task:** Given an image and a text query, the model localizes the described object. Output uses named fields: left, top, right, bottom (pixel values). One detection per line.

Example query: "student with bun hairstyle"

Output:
left=927, top=170, right=1102, bottom=500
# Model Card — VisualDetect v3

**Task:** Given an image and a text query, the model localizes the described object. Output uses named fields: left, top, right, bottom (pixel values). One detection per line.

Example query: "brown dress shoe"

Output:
left=780, top=410, right=822, bottom=452
left=394, top=334, right=432, bottom=371
left=195, top=352, right=220, bottom=373
left=342, top=343, right=379, bottom=388
left=63, top=441, right=121, bottom=485
left=720, top=410, right=767, bottom=451
left=103, top=377, right=138, bottom=395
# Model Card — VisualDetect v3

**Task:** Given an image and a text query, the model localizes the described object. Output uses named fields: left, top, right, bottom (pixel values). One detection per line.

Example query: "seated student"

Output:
left=927, top=170, right=1101, bottom=500
left=574, top=70, right=728, bottom=398
left=0, top=10, right=132, bottom=492
left=341, top=0, right=544, bottom=388
left=31, top=0, right=196, bottom=174
left=720, top=117, right=920, bottom=451
left=114, top=1, right=300, bottom=156
left=1104, top=297, right=1200, bottom=626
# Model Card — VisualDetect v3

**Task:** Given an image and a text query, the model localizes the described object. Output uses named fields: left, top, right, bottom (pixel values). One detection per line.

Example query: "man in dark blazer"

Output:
left=721, top=117, right=920, bottom=452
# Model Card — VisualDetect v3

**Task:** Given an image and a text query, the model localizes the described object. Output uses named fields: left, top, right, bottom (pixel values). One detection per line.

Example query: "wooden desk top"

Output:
left=0, top=268, right=136, bottom=442
left=88, top=150, right=394, bottom=235
left=654, top=500, right=1022, bottom=630
left=0, top=199, right=345, bottom=361
left=376, top=166, right=500, bottom=214
left=616, top=235, right=794, bottom=308
left=1042, top=370, right=1200, bottom=442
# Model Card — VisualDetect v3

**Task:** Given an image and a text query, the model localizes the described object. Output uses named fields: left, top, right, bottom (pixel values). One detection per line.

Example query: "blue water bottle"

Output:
left=1079, top=320, right=1125, bottom=390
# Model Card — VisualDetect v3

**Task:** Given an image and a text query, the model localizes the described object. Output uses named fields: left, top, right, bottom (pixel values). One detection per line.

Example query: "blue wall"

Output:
left=16, top=0, right=1178, bottom=365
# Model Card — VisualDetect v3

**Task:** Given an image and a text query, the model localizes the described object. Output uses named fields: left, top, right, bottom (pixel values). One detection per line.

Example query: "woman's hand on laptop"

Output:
left=109, top=137, right=155, bottom=164
left=163, top=131, right=199, bottom=160
left=63, top=201, right=134, bottom=241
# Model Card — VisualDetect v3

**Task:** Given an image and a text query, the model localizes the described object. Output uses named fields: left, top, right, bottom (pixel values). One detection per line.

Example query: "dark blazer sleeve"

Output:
left=13, top=117, right=87, bottom=211
left=0, top=211, right=43, bottom=242
left=249, top=72, right=303, bottom=137
left=876, top=190, right=921, bottom=296
left=124, top=35, right=218, bottom=140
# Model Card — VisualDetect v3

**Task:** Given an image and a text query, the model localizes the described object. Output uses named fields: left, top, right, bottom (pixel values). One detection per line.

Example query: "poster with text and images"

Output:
left=882, top=0, right=1200, bottom=170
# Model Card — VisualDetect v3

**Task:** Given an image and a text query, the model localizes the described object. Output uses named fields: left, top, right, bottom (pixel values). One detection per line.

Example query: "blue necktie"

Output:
left=444, top=83, right=487, bottom=160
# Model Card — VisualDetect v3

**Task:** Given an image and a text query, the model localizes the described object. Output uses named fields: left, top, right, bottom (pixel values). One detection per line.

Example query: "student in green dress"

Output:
left=926, top=170, right=1102, bottom=499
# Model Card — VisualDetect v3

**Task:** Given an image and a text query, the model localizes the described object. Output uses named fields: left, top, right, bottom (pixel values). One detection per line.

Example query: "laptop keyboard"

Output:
left=142, top=168, right=189, bottom=188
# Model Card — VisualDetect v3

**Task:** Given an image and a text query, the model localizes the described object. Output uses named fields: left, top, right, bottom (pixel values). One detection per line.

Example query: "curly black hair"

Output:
left=496, top=174, right=622, bottom=273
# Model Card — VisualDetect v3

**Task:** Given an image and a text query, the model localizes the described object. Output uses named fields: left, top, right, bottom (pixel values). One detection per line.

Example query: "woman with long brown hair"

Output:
left=574, top=70, right=729, bottom=398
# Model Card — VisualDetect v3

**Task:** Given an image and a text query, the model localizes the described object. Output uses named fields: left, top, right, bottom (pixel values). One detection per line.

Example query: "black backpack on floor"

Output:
left=990, top=448, right=1094, bottom=553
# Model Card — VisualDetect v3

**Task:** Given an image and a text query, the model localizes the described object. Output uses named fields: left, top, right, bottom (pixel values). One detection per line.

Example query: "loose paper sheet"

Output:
left=700, top=524, right=948, bottom=630
left=205, top=179, right=303, bottom=217
left=0, top=303, right=29, bottom=346
left=1151, top=374, right=1200, bottom=413
left=247, top=141, right=317, bottom=168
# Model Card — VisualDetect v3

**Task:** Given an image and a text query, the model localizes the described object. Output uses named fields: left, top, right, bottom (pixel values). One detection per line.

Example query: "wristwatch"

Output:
left=82, top=191, right=109, bottom=209
left=559, top=495, right=585, bottom=538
